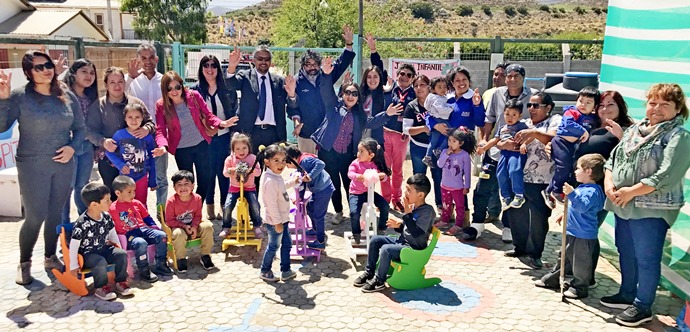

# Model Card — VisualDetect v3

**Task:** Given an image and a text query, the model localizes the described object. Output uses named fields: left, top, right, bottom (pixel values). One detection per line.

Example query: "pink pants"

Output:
left=134, top=176, right=149, bottom=205
left=381, top=130, right=409, bottom=204
left=441, top=187, right=466, bottom=226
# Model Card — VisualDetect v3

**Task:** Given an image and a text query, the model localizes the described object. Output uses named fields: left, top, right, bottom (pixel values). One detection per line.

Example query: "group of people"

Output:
left=0, top=26, right=688, bottom=327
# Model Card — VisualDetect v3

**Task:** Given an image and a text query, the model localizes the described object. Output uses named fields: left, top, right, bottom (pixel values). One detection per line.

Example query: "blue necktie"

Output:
left=258, top=75, right=267, bottom=121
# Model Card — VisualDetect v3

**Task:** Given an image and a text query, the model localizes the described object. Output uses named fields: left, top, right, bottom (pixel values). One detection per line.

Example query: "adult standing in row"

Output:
left=359, top=33, right=389, bottom=147
left=155, top=71, right=237, bottom=204
left=126, top=42, right=167, bottom=207
left=0, top=51, right=86, bottom=285
left=191, top=55, right=238, bottom=220
left=290, top=25, right=356, bottom=154
left=61, top=59, right=99, bottom=223
left=381, top=64, right=417, bottom=212
left=87, top=67, right=156, bottom=200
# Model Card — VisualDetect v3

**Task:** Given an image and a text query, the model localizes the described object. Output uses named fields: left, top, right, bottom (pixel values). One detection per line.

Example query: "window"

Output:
left=95, top=13, right=104, bottom=30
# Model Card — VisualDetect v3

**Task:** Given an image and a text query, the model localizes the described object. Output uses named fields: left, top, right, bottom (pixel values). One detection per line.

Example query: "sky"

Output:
left=209, top=0, right=264, bottom=11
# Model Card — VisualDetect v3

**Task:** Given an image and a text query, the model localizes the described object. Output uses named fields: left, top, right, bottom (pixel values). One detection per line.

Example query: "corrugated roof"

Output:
left=0, top=9, right=108, bottom=40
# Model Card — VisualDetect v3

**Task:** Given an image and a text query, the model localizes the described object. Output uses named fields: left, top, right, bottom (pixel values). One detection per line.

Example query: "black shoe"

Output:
left=504, top=250, right=527, bottom=258
left=600, top=293, right=634, bottom=310
left=139, top=269, right=159, bottom=283
left=353, top=272, right=373, bottom=287
left=615, top=305, right=653, bottom=327
left=200, top=255, right=215, bottom=270
left=541, top=189, right=555, bottom=210
left=519, top=256, right=543, bottom=269
left=362, top=278, right=386, bottom=293
left=352, top=233, right=361, bottom=245
left=151, top=261, right=173, bottom=276
left=177, top=258, right=188, bottom=273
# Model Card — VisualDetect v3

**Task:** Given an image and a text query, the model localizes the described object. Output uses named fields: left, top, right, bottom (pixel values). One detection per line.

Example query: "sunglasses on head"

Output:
left=202, top=62, right=218, bottom=69
left=526, top=103, right=546, bottom=108
left=343, top=90, right=359, bottom=97
left=398, top=72, right=413, bottom=78
left=167, top=84, right=183, bottom=92
left=33, top=61, right=55, bottom=72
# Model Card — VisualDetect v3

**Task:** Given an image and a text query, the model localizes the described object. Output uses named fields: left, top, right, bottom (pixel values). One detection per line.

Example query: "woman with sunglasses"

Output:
left=61, top=59, right=99, bottom=224
left=191, top=55, right=239, bottom=220
left=155, top=71, right=237, bottom=206
left=86, top=67, right=157, bottom=200
left=0, top=51, right=86, bottom=285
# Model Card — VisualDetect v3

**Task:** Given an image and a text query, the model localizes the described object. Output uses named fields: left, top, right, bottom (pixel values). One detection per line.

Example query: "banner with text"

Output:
left=388, top=58, right=462, bottom=79
left=0, top=121, right=19, bottom=170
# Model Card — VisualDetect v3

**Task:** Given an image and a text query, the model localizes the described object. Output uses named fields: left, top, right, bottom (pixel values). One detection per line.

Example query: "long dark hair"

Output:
left=449, top=127, right=477, bottom=155
left=359, top=138, right=390, bottom=176
left=63, top=58, right=98, bottom=102
left=21, top=50, right=67, bottom=103
left=197, top=55, right=225, bottom=99
left=340, top=82, right=366, bottom=126
left=360, top=65, right=383, bottom=97
left=599, top=90, right=634, bottom=127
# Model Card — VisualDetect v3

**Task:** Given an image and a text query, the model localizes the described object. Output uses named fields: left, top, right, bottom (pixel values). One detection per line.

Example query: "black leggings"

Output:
left=174, top=140, right=211, bottom=202
left=318, top=147, right=354, bottom=213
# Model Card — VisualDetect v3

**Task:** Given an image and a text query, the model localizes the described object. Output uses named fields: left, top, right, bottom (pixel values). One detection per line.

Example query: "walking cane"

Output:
left=559, top=196, right=569, bottom=303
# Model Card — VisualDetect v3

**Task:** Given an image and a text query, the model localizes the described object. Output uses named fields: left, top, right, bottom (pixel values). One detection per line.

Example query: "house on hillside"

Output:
left=30, top=0, right=140, bottom=41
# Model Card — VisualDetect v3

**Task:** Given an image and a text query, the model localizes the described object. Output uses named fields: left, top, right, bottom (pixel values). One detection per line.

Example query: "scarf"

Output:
left=300, top=68, right=318, bottom=86
left=621, top=115, right=684, bottom=161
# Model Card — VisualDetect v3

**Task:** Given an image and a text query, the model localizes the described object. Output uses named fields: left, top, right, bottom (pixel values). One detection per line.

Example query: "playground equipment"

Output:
left=344, top=169, right=380, bottom=261
left=221, top=174, right=262, bottom=256
left=157, top=204, right=201, bottom=270
left=385, top=227, right=442, bottom=290
left=289, top=179, right=322, bottom=262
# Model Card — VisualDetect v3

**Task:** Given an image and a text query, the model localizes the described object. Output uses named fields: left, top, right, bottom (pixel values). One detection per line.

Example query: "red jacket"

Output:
left=155, top=89, right=222, bottom=155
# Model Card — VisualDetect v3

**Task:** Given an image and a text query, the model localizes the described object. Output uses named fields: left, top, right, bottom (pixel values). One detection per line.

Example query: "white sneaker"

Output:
left=501, top=228, right=513, bottom=243
left=332, top=212, right=344, bottom=225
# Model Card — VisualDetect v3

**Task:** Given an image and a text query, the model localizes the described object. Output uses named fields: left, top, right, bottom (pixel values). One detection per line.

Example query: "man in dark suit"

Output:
left=226, top=45, right=297, bottom=154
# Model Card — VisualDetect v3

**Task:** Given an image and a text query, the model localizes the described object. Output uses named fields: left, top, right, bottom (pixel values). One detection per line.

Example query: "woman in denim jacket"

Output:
left=600, top=83, right=690, bottom=327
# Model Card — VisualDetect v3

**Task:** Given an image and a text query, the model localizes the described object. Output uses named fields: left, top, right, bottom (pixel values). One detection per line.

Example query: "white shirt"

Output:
left=126, top=72, right=163, bottom=124
left=254, top=69, right=275, bottom=126
left=207, top=93, right=229, bottom=136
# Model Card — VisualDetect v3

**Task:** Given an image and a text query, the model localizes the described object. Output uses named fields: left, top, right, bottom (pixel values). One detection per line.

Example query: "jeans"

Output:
left=410, top=143, right=442, bottom=207
left=260, top=223, right=292, bottom=273
left=319, top=147, right=354, bottom=213
left=472, top=154, right=505, bottom=226
left=382, top=130, right=409, bottom=204
left=614, top=215, right=669, bottom=311
left=441, top=188, right=466, bottom=226
left=540, top=235, right=599, bottom=296
left=307, top=184, right=335, bottom=243
left=508, top=183, right=551, bottom=258
left=174, top=140, right=211, bottom=202
left=154, top=154, right=169, bottom=206
left=61, top=146, right=94, bottom=223
left=97, top=158, right=120, bottom=202
left=81, top=245, right=128, bottom=288
left=125, top=227, right=167, bottom=268
left=365, top=235, right=405, bottom=281
left=426, top=119, right=449, bottom=157
left=496, top=150, right=526, bottom=199
left=223, top=190, right=262, bottom=228
left=548, top=136, right=576, bottom=195
left=348, top=192, right=390, bottom=235
left=206, top=133, right=230, bottom=206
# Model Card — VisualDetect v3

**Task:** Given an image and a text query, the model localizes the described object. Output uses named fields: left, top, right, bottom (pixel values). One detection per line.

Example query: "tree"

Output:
left=271, top=0, right=357, bottom=49
left=409, top=2, right=435, bottom=20
left=120, top=0, right=208, bottom=44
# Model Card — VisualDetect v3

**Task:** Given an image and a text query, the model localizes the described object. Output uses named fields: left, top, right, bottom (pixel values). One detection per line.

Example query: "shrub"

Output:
left=504, top=6, right=516, bottom=17
left=517, top=6, right=528, bottom=15
left=482, top=5, right=492, bottom=16
left=592, top=7, right=602, bottom=15
left=559, top=8, right=566, bottom=13
left=409, top=2, right=436, bottom=20
left=574, top=6, right=586, bottom=15
left=602, top=8, right=608, bottom=13
left=539, top=5, right=550, bottom=12
left=457, top=5, right=473, bottom=17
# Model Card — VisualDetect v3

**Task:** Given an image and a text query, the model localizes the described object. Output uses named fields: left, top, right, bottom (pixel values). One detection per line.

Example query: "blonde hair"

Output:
left=646, top=83, right=688, bottom=120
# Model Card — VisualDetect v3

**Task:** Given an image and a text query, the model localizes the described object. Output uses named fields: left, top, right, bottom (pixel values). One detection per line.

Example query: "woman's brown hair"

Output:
left=21, top=51, right=67, bottom=103
left=646, top=83, right=689, bottom=120
left=599, top=90, right=634, bottom=127
left=160, top=71, right=187, bottom=123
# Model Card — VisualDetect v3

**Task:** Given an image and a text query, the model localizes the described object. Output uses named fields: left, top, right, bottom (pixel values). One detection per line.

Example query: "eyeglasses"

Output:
left=167, top=84, right=183, bottom=92
left=343, top=90, right=359, bottom=97
left=527, top=103, right=546, bottom=108
left=303, top=62, right=319, bottom=69
left=398, top=72, right=413, bottom=78
left=33, top=61, right=55, bottom=72
left=202, top=63, right=218, bottom=69
left=255, top=56, right=271, bottom=62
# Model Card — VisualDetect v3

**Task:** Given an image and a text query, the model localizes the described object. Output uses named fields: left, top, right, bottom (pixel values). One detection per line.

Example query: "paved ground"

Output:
left=0, top=155, right=684, bottom=331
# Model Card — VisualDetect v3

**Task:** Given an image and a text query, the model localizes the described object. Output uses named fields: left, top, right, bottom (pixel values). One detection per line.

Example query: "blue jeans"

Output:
left=223, top=190, right=262, bottom=228
left=206, top=133, right=230, bottom=206
left=547, top=136, right=576, bottom=195
left=348, top=192, right=390, bottom=235
left=307, top=184, right=335, bottom=243
left=472, top=154, right=506, bottom=225
left=614, top=215, right=669, bottom=311
left=426, top=119, right=449, bottom=157
left=260, top=223, right=292, bottom=273
left=365, top=235, right=405, bottom=281
left=409, top=143, right=442, bottom=207
left=81, top=246, right=128, bottom=288
left=61, top=146, right=93, bottom=223
left=155, top=154, right=169, bottom=206
left=496, top=150, right=526, bottom=199
left=125, top=227, right=168, bottom=268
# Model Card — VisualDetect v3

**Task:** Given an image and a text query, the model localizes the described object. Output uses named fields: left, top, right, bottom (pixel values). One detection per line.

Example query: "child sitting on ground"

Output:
left=258, top=144, right=298, bottom=282
left=435, top=127, right=477, bottom=235
left=535, top=153, right=606, bottom=299
left=220, top=133, right=263, bottom=239
left=70, top=182, right=132, bottom=301
left=286, top=145, right=335, bottom=250
left=422, top=77, right=454, bottom=167
left=109, top=175, right=172, bottom=282
left=543, top=86, right=600, bottom=208
left=353, top=174, right=436, bottom=293
left=478, top=98, right=532, bottom=210
left=105, top=103, right=159, bottom=204
left=165, top=170, right=215, bottom=273
left=347, top=138, right=391, bottom=244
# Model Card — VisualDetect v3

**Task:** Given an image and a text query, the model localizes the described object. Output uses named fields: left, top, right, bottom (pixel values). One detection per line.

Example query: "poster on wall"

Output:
left=388, top=58, right=461, bottom=79
left=0, top=121, right=19, bottom=171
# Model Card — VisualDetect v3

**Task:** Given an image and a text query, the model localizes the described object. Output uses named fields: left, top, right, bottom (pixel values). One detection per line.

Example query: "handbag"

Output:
left=193, top=94, right=219, bottom=136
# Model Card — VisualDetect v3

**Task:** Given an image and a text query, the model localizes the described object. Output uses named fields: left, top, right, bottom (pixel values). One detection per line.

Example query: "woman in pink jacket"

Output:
left=155, top=71, right=237, bottom=204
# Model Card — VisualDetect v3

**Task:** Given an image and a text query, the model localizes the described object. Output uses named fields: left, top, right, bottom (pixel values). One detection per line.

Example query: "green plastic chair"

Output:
left=385, top=227, right=442, bottom=290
